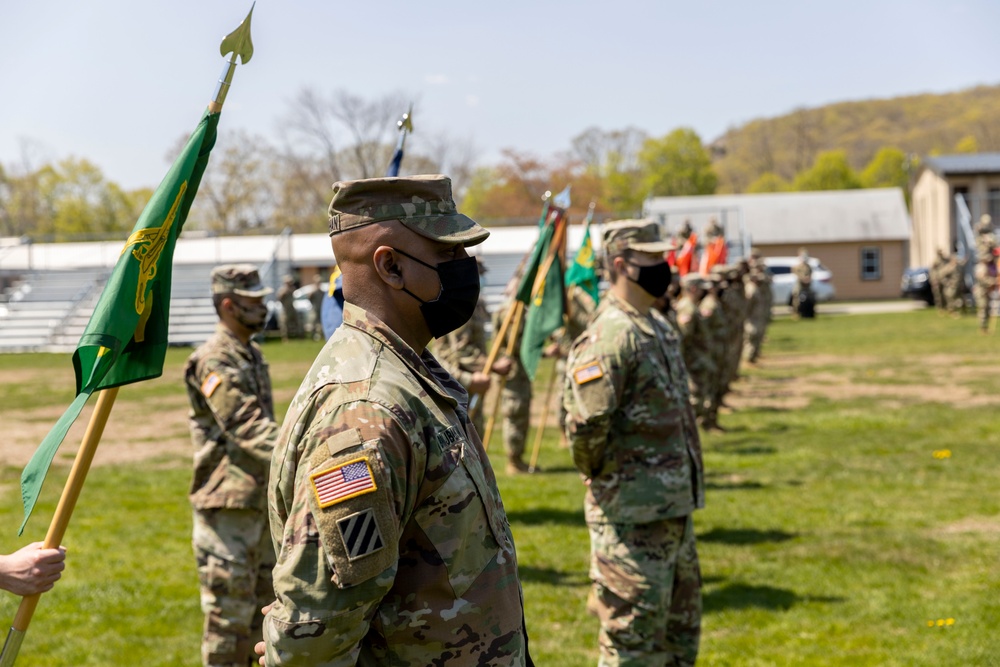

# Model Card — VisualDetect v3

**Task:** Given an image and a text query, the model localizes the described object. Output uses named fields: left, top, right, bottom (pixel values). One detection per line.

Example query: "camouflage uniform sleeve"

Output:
left=440, top=329, right=476, bottom=388
left=194, top=353, right=277, bottom=466
left=265, top=400, right=416, bottom=666
left=563, top=326, right=630, bottom=478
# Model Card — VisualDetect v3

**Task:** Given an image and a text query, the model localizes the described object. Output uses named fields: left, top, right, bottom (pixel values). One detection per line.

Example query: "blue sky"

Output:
left=2, top=0, right=998, bottom=190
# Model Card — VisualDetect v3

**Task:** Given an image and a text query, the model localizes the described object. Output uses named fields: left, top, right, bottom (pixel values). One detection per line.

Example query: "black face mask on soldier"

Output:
left=229, top=298, right=268, bottom=333
left=392, top=247, right=481, bottom=338
left=626, top=260, right=674, bottom=298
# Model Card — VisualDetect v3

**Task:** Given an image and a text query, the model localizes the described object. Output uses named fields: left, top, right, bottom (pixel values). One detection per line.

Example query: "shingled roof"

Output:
left=923, top=153, right=1000, bottom=175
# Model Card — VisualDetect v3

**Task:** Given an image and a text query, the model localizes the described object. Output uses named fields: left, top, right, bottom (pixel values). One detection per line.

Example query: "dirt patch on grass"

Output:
left=729, top=352, right=1000, bottom=411
left=937, top=517, right=1000, bottom=535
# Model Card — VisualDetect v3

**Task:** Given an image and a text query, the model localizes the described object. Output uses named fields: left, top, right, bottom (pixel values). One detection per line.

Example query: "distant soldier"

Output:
left=941, top=252, right=967, bottom=317
left=700, top=271, right=727, bottom=431
left=930, top=249, right=948, bottom=312
left=792, top=248, right=814, bottom=317
left=492, top=296, right=534, bottom=474
left=976, top=214, right=996, bottom=261
left=973, top=253, right=996, bottom=333
left=184, top=264, right=277, bottom=667
left=676, top=273, right=717, bottom=427
left=307, top=274, right=325, bottom=340
left=743, top=250, right=772, bottom=364
left=275, top=275, right=300, bottom=341
left=563, top=219, right=704, bottom=666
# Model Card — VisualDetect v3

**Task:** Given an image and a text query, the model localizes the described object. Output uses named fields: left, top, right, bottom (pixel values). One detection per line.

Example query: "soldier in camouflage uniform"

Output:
left=973, top=253, right=996, bottom=333
left=743, top=250, right=772, bottom=364
left=563, top=220, right=704, bottom=667
left=184, top=264, right=278, bottom=667
left=491, top=297, right=534, bottom=474
left=699, top=272, right=727, bottom=431
left=675, top=273, right=716, bottom=427
left=435, top=261, right=512, bottom=434
left=941, top=252, right=966, bottom=317
left=261, top=175, right=531, bottom=666
left=930, top=249, right=948, bottom=312
left=976, top=214, right=996, bottom=260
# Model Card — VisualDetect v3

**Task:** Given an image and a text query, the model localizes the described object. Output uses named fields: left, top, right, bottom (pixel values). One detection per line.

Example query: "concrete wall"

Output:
left=759, top=240, right=907, bottom=300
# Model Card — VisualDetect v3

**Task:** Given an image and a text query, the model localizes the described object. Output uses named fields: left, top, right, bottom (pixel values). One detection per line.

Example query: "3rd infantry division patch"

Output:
left=337, top=509, right=385, bottom=560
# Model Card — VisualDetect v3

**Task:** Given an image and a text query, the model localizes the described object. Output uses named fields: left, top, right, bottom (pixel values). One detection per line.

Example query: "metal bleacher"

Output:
left=0, top=265, right=220, bottom=353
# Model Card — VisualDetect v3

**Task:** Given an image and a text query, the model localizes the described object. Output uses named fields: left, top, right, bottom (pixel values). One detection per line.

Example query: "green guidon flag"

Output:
left=565, top=212, right=599, bottom=304
left=517, top=209, right=566, bottom=381
left=19, top=109, right=220, bottom=533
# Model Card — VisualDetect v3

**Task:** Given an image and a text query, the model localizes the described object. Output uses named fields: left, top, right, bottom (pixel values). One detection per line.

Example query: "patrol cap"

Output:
left=327, top=174, right=489, bottom=247
left=211, top=264, right=272, bottom=297
left=681, top=272, right=705, bottom=288
left=602, top=219, right=676, bottom=256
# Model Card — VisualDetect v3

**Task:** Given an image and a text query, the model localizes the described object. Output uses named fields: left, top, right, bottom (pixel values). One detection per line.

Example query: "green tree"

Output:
left=746, top=172, right=791, bottom=193
left=860, top=147, right=909, bottom=190
left=792, top=150, right=861, bottom=191
left=639, top=128, right=717, bottom=198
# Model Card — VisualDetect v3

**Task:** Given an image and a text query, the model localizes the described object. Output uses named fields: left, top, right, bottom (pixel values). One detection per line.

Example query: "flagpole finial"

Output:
left=209, top=3, right=255, bottom=112
left=397, top=104, right=414, bottom=134
left=542, top=190, right=552, bottom=202
left=588, top=201, right=596, bottom=211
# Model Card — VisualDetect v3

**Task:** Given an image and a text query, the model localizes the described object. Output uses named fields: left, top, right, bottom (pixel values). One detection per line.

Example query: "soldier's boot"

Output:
left=506, top=457, right=531, bottom=475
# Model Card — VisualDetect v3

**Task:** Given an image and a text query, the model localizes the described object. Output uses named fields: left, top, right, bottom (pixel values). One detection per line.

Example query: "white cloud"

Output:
left=425, top=74, right=449, bottom=85
left=466, top=95, right=480, bottom=108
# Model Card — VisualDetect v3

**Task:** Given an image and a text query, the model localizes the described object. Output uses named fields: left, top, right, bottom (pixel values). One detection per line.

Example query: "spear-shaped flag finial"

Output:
left=209, top=3, right=255, bottom=112
left=387, top=104, right=415, bottom=177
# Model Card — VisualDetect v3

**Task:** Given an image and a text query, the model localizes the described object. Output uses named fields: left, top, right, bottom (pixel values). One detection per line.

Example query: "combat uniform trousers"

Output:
left=588, top=516, right=701, bottom=667
left=502, top=356, right=531, bottom=467
left=974, top=285, right=990, bottom=331
left=193, top=508, right=275, bottom=667
left=687, top=357, right=716, bottom=426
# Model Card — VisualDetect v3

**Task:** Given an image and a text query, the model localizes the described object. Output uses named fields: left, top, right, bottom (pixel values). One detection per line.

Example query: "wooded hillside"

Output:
left=712, top=84, right=1000, bottom=193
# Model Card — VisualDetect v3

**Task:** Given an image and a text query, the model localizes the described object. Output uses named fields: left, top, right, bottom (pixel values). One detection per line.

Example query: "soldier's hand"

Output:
left=0, top=542, right=67, bottom=596
left=255, top=640, right=265, bottom=665
left=543, top=342, right=561, bottom=358
left=468, top=372, right=492, bottom=395
left=490, top=356, right=512, bottom=376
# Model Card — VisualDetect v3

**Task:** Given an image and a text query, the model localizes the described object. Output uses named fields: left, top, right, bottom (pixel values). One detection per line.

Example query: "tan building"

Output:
left=910, top=153, right=1000, bottom=268
left=643, top=188, right=911, bottom=300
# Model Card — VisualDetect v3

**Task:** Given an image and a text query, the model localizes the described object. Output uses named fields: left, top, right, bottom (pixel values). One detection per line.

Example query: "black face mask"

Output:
left=627, top=260, right=674, bottom=298
left=392, top=247, right=481, bottom=338
left=230, top=298, right=268, bottom=334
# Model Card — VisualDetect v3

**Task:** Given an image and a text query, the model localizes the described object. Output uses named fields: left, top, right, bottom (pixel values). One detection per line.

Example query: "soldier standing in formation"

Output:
left=491, top=294, right=535, bottom=474
left=792, top=248, right=813, bottom=317
left=307, top=274, right=326, bottom=340
left=184, top=264, right=278, bottom=667
left=743, top=249, right=773, bottom=364
left=435, top=261, right=513, bottom=434
left=262, top=175, right=530, bottom=665
left=940, top=252, right=967, bottom=317
left=563, top=219, right=704, bottom=667
left=675, top=273, right=717, bottom=431
left=275, top=275, right=300, bottom=341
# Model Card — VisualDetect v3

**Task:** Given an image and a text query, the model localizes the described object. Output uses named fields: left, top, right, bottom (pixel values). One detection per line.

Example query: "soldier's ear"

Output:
left=373, top=246, right=404, bottom=289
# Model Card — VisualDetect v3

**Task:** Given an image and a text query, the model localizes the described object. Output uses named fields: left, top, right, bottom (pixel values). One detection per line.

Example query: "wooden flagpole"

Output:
left=0, top=388, right=119, bottom=667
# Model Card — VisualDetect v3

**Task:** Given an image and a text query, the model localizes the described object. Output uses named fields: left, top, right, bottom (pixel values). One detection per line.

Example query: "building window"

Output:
left=860, top=247, right=881, bottom=281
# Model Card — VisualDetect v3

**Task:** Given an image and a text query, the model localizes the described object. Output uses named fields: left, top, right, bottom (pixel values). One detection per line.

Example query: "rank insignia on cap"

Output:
left=201, top=373, right=222, bottom=398
left=573, top=361, right=604, bottom=385
left=337, top=508, right=385, bottom=560
left=311, top=458, right=377, bottom=508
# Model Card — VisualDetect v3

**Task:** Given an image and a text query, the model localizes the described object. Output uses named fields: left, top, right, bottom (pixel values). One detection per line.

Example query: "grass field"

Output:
left=2, top=308, right=1000, bottom=665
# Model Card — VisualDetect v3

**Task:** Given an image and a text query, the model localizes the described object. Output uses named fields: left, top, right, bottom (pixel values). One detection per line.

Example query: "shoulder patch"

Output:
left=311, top=458, right=377, bottom=508
left=573, top=361, right=604, bottom=385
left=337, top=508, right=385, bottom=561
left=200, top=372, right=222, bottom=398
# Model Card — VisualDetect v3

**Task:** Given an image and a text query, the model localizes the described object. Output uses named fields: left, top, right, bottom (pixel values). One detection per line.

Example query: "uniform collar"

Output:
left=603, top=290, right=656, bottom=336
left=341, top=301, right=465, bottom=407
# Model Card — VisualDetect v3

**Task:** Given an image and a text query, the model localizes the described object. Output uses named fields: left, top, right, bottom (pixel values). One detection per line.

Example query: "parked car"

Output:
left=264, top=283, right=327, bottom=334
left=764, top=257, right=836, bottom=306
left=900, top=267, right=933, bottom=305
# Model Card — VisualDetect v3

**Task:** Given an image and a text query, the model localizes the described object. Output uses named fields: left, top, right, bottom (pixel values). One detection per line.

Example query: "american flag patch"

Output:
left=310, top=458, right=377, bottom=508
left=573, top=361, right=604, bottom=385
left=201, top=372, right=222, bottom=398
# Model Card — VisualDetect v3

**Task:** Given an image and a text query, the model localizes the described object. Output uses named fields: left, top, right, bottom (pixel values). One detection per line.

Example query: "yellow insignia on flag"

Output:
left=201, top=372, right=222, bottom=397
left=573, top=361, right=604, bottom=385
left=311, top=457, right=377, bottom=508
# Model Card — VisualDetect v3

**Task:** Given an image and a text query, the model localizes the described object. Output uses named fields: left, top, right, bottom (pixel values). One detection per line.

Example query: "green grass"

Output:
left=2, top=310, right=1000, bottom=665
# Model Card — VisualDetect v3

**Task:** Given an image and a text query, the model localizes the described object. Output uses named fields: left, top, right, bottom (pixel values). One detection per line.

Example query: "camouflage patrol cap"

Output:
left=327, top=174, right=489, bottom=247
left=602, top=219, right=676, bottom=257
left=210, top=264, right=272, bottom=297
